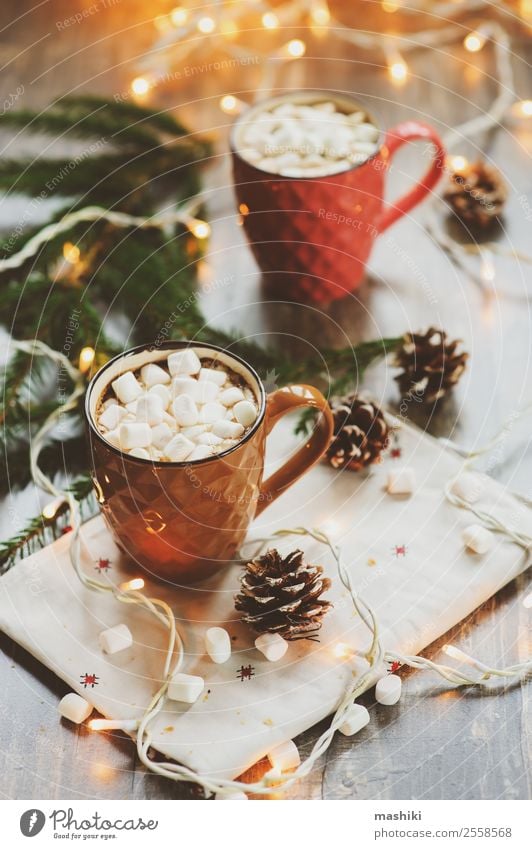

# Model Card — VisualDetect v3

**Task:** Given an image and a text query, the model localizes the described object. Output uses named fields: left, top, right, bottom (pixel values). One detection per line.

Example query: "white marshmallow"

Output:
left=212, top=419, right=245, bottom=440
left=104, top=428, right=121, bottom=448
left=387, top=467, right=416, bottom=495
left=148, top=384, right=171, bottom=409
left=119, top=422, right=152, bottom=450
left=375, top=674, right=402, bottom=705
left=151, top=422, right=173, bottom=450
left=99, top=404, right=128, bottom=431
left=58, top=693, right=93, bottom=724
left=194, top=381, right=220, bottom=405
left=99, top=623, right=133, bottom=655
left=172, top=376, right=198, bottom=398
left=112, top=371, right=143, bottom=404
left=450, top=473, right=483, bottom=504
left=164, top=434, right=195, bottom=462
left=267, top=739, right=301, bottom=771
left=205, top=627, right=231, bottom=664
left=189, top=444, right=213, bottom=461
left=219, top=386, right=245, bottom=407
left=168, top=672, right=204, bottom=703
left=136, top=394, right=164, bottom=426
left=255, top=632, right=288, bottom=662
left=462, top=524, right=494, bottom=554
left=214, top=791, right=248, bottom=800
left=167, top=349, right=201, bottom=376
left=199, top=367, right=227, bottom=386
left=200, top=401, right=226, bottom=424
left=129, top=447, right=150, bottom=460
left=181, top=424, right=208, bottom=438
left=339, top=704, right=370, bottom=736
left=102, top=397, right=118, bottom=409
left=140, top=362, right=171, bottom=387
left=172, top=394, right=199, bottom=427
left=197, top=432, right=224, bottom=446
left=125, top=399, right=139, bottom=415
left=233, top=400, right=257, bottom=427
left=162, top=411, right=177, bottom=428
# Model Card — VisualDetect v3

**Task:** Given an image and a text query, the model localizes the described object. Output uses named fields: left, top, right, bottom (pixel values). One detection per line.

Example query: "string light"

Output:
left=197, top=16, right=215, bottom=34
left=464, top=31, right=487, bottom=53
left=523, top=592, right=532, bottom=608
left=62, top=242, right=80, bottom=264
left=188, top=218, right=211, bottom=239
left=284, top=39, right=306, bottom=59
left=388, top=55, right=408, bottom=85
left=310, top=3, right=330, bottom=26
left=262, top=11, right=279, bottom=29
left=42, top=497, right=65, bottom=520
left=89, top=718, right=140, bottom=732
left=447, top=154, right=469, bottom=172
left=131, top=77, right=151, bottom=97
left=220, top=94, right=244, bottom=115
left=332, top=642, right=355, bottom=660
left=78, top=346, right=96, bottom=373
left=170, top=6, right=188, bottom=27
left=120, top=578, right=145, bottom=592
left=442, top=644, right=482, bottom=667
left=382, top=1, right=400, bottom=11
left=512, top=99, right=532, bottom=117
left=220, top=19, right=239, bottom=37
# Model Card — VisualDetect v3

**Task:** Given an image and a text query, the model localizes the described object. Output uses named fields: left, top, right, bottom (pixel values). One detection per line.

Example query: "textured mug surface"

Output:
left=232, top=90, right=445, bottom=304
left=85, top=341, right=333, bottom=584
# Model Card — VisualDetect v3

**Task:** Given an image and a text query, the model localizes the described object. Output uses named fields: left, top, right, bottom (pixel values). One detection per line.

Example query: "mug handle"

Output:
left=378, top=121, right=445, bottom=233
left=256, top=384, right=334, bottom=516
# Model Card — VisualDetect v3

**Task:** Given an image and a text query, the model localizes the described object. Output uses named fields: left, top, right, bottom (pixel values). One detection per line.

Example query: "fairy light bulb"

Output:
left=42, top=497, right=65, bottom=520
left=63, top=242, right=80, bottom=264
left=523, top=592, right=532, bottom=608
left=89, top=718, right=139, bottom=731
left=262, top=11, right=279, bottom=29
left=120, top=578, right=145, bottom=592
left=447, top=154, right=468, bottom=172
left=382, top=0, right=399, bottom=11
left=443, top=644, right=472, bottom=664
left=197, top=16, right=215, bottom=34
left=388, top=55, right=408, bottom=85
left=79, top=346, right=96, bottom=373
left=512, top=99, right=532, bottom=117
left=285, top=39, right=306, bottom=58
left=188, top=218, right=211, bottom=239
left=131, top=77, right=151, bottom=97
left=221, top=19, right=239, bottom=37
left=464, top=31, right=487, bottom=53
left=310, top=3, right=330, bottom=25
left=170, top=6, right=188, bottom=27
left=220, top=95, right=243, bottom=115
left=332, top=642, right=354, bottom=660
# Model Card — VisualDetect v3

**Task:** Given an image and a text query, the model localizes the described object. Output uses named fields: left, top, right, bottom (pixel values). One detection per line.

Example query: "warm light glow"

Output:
left=89, top=718, right=139, bottom=731
left=523, top=592, right=532, bottom=608
left=262, top=11, right=279, bottom=29
left=388, top=57, right=408, bottom=85
left=79, top=346, right=95, bottom=373
left=285, top=39, right=306, bottom=58
left=42, top=497, right=64, bottom=520
left=512, top=99, right=532, bottom=117
left=447, top=155, right=468, bottom=173
left=239, top=203, right=250, bottom=216
left=220, top=94, right=243, bottom=115
left=464, top=31, right=486, bottom=53
left=480, top=254, right=495, bottom=283
left=221, top=19, right=239, bottom=37
left=120, top=578, right=145, bottom=592
left=310, top=4, right=330, bottom=25
left=188, top=218, right=211, bottom=239
left=63, top=242, right=80, bottom=264
left=170, top=6, right=188, bottom=27
left=154, top=15, right=172, bottom=33
left=382, top=0, right=399, bottom=11
left=332, top=642, right=354, bottom=660
left=131, top=77, right=151, bottom=97
left=197, top=16, right=215, bottom=34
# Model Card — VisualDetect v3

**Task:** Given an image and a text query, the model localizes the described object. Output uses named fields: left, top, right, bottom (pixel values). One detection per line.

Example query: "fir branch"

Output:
left=62, top=96, right=192, bottom=139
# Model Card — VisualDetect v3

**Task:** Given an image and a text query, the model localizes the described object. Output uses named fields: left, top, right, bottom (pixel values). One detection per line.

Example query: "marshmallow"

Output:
left=450, top=473, right=483, bottom=504
left=200, top=401, right=226, bottom=424
left=172, top=394, right=199, bottom=426
left=119, top=422, right=152, bottom=450
left=136, top=394, right=164, bottom=426
left=129, top=447, right=150, bottom=460
left=197, top=432, right=224, bottom=446
left=102, top=397, right=118, bottom=409
left=181, top=424, right=208, bottom=438
left=387, top=467, right=416, bottom=496
left=58, top=693, right=93, bottom=724
left=375, top=674, right=402, bottom=705
left=212, top=419, right=245, bottom=439
left=233, top=400, right=257, bottom=427
left=339, top=704, right=370, bottom=736
left=98, top=403, right=128, bottom=431
left=168, top=672, right=204, bottom=703
left=199, top=367, right=227, bottom=386
left=462, top=524, right=494, bottom=554
left=205, top=627, right=231, bottom=664
left=151, top=422, right=173, bottom=450
left=104, top=428, right=121, bottom=448
left=219, top=387, right=245, bottom=407
left=168, top=349, right=201, bottom=376
left=140, top=362, right=171, bottom=387
left=165, top=434, right=194, bottom=462
left=148, top=384, right=171, bottom=409
left=112, top=371, right=143, bottom=404
left=99, top=623, right=133, bottom=654
left=172, top=377, right=198, bottom=398
left=267, top=739, right=301, bottom=771
left=255, top=632, right=288, bottom=662
left=189, top=444, right=213, bottom=461
left=194, top=381, right=220, bottom=405
left=214, top=791, right=248, bottom=801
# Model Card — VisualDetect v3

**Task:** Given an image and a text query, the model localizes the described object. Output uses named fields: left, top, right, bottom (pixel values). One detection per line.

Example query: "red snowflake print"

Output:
left=95, top=557, right=111, bottom=573
left=388, top=660, right=401, bottom=674
left=80, top=673, right=99, bottom=688
left=392, top=545, right=407, bottom=558
left=390, top=447, right=402, bottom=459
left=236, top=664, right=255, bottom=682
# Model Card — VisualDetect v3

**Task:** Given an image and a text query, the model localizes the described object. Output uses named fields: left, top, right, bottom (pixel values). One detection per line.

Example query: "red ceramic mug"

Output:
left=231, top=90, right=445, bottom=304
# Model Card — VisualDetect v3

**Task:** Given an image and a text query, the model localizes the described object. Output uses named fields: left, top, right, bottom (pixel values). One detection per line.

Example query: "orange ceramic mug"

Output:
left=85, top=341, right=333, bottom=584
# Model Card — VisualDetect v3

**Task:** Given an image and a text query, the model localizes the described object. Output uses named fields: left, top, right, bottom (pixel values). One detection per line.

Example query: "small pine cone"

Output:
left=444, top=160, right=507, bottom=229
left=235, top=549, right=332, bottom=641
left=327, top=395, right=389, bottom=471
left=394, top=328, right=468, bottom=405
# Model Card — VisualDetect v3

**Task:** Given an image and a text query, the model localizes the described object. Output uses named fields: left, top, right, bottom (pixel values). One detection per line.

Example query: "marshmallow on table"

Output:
left=450, top=472, right=483, bottom=504
left=387, top=467, right=416, bottom=496
left=375, top=674, right=402, bottom=705
left=140, top=362, right=171, bottom=387
left=99, top=623, right=133, bottom=655
left=219, top=386, right=245, bottom=407
left=168, top=672, right=204, bottom=703
left=172, top=395, right=199, bottom=426
left=267, top=739, right=301, bottom=771
left=205, top=627, right=231, bottom=664
left=58, top=693, right=93, bottom=724
left=200, top=401, right=226, bottom=424
left=233, top=400, right=257, bottom=427
left=167, top=349, right=201, bottom=376
left=339, top=704, right=370, bottom=736
left=212, top=419, right=245, bottom=439
left=119, top=422, right=152, bottom=450
left=165, top=434, right=194, bottom=462
left=462, top=524, right=494, bottom=554
left=199, top=367, right=227, bottom=386
left=112, top=371, right=143, bottom=404
left=255, top=632, right=288, bottom=662
left=136, top=394, right=164, bottom=426
left=98, top=403, right=128, bottom=431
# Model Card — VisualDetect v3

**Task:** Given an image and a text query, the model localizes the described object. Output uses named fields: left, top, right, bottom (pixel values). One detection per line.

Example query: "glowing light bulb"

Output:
left=512, top=99, right=532, bottom=117
left=523, top=592, right=532, bottom=608
left=197, top=16, right=215, bottom=34
left=221, top=19, right=239, bottom=37
left=310, top=4, right=330, bottom=25
left=262, top=12, right=279, bottom=29
left=332, top=642, right=354, bottom=660
left=447, top=154, right=468, bottom=172
left=239, top=203, right=250, bottom=216
left=42, top=497, right=65, bottom=520
left=188, top=219, right=211, bottom=239
left=120, top=578, right=145, bottom=592
left=89, top=718, right=139, bottom=731
left=131, top=77, right=151, bottom=97
left=443, top=644, right=470, bottom=663
left=79, top=346, right=96, bottom=373
left=388, top=57, right=408, bottom=85
left=382, top=0, right=399, bottom=10
left=220, top=95, right=243, bottom=115
left=154, top=15, right=172, bottom=33
left=464, top=31, right=486, bottom=53
left=285, top=39, right=306, bottom=58
left=63, top=242, right=80, bottom=264
left=170, top=6, right=188, bottom=27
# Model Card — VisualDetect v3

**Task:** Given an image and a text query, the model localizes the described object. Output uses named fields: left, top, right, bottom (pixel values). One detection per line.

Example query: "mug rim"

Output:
left=230, top=88, right=382, bottom=179
left=84, top=340, right=267, bottom=467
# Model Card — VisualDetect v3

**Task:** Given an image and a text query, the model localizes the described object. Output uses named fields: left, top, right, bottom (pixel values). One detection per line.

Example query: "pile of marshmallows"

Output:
left=239, top=100, right=380, bottom=178
left=97, top=348, right=258, bottom=463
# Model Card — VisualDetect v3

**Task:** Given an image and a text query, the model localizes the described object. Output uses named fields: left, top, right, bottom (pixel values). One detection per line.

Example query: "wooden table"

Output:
left=0, top=0, right=530, bottom=800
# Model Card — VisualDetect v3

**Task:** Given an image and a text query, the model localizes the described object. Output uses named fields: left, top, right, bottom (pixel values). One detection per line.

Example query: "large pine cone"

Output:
left=444, top=160, right=507, bottom=229
left=235, top=549, right=332, bottom=641
left=394, top=328, right=467, bottom=405
left=327, top=395, right=389, bottom=471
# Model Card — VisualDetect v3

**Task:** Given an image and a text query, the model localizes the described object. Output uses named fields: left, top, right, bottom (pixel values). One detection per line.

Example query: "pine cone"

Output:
left=235, top=549, right=332, bottom=641
left=444, top=160, right=507, bottom=229
left=394, top=328, right=467, bottom=405
left=327, top=395, right=389, bottom=471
